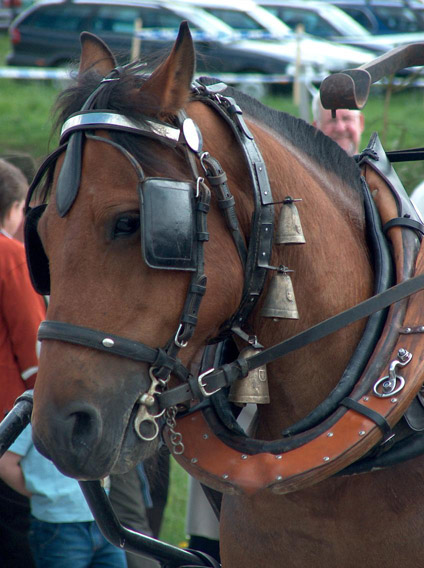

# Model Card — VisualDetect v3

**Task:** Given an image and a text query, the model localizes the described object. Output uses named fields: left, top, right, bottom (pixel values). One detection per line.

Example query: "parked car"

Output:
left=313, top=0, right=424, bottom=35
left=7, top=0, right=375, bottom=81
left=174, top=0, right=292, bottom=40
left=258, top=0, right=424, bottom=52
left=171, top=0, right=376, bottom=73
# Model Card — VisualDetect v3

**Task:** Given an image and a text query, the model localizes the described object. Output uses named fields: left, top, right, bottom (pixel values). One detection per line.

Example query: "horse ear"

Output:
left=79, top=32, right=117, bottom=77
left=140, top=21, right=195, bottom=116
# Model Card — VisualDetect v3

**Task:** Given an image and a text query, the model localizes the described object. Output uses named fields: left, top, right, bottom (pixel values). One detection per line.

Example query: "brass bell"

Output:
left=275, top=196, right=305, bottom=245
left=260, top=268, right=299, bottom=320
left=228, top=347, right=270, bottom=405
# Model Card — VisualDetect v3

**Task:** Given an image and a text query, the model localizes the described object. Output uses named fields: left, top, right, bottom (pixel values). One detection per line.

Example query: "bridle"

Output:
left=25, top=69, right=276, bottom=441
left=26, top=69, right=424, bottom=452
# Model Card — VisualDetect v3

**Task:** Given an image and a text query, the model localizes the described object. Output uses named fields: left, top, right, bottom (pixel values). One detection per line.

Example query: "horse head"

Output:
left=30, top=24, right=245, bottom=479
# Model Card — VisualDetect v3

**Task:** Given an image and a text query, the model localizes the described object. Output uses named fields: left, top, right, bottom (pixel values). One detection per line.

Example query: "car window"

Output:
left=342, top=7, right=374, bottom=32
left=372, top=6, right=420, bottom=33
left=267, top=7, right=337, bottom=38
left=22, top=3, right=93, bottom=30
left=205, top=8, right=267, bottom=31
left=92, top=5, right=190, bottom=34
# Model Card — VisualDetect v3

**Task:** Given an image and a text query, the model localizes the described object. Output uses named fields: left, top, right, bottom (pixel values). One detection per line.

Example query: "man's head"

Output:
left=312, top=92, right=364, bottom=156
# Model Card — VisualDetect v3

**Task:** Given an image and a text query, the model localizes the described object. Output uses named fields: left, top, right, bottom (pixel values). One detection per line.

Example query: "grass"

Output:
left=3, top=29, right=424, bottom=547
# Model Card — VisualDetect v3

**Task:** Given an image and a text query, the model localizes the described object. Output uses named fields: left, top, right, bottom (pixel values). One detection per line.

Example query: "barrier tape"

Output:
left=0, top=66, right=295, bottom=83
left=1, top=66, right=422, bottom=91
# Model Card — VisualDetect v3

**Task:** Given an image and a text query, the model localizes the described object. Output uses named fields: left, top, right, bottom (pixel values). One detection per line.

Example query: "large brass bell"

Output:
left=275, top=196, right=305, bottom=245
left=260, top=267, right=299, bottom=320
left=228, top=347, right=270, bottom=405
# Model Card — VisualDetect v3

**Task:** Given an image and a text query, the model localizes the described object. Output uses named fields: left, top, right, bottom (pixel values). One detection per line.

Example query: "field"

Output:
left=2, top=30, right=424, bottom=548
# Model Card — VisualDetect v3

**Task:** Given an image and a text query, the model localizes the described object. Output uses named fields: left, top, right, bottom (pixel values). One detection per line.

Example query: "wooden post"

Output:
left=131, top=18, right=143, bottom=62
left=293, top=23, right=304, bottom=107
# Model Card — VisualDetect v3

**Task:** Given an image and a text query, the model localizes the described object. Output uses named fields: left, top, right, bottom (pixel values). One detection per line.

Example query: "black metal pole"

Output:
left=0, top=390, right=33, bottom=457
left=79, top=480, right=219, bottom=567
left=0, top=392, right=219, bottom=568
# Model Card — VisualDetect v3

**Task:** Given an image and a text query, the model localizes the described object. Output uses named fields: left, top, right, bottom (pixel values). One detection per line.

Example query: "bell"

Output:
left=260, top=269, right=299, bottom=320
left=275, top=197, right=305, bottom=245
left=228, top=347, right=270, bottom=405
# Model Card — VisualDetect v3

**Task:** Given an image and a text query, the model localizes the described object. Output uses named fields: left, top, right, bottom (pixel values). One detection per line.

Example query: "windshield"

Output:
left=322, top=5, right=371, bottom=37
left=205, top=5, right=290, bottom=36
left=169, top=3, right=235, bottom=37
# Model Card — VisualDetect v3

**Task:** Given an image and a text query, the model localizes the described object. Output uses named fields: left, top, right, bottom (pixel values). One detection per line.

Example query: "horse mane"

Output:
left=201, top=79, right=363, bottom=197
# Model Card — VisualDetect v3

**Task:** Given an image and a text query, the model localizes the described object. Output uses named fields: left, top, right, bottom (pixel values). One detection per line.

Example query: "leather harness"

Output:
left=25, top=72, right=424, bottom=494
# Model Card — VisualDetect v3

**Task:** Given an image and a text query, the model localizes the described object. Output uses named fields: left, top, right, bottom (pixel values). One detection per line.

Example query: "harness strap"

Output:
left=193, top=79, right=274, bottom=335
left=200, top=153, right=247, bottom=268
left=158, top=272, right=424, bottom=408
left=340, top=397, right=392, bottom=440
left=383, top=217, right=424, bottom=235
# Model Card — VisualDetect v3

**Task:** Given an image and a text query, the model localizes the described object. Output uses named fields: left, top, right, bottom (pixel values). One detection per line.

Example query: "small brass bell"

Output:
left=260, top=268, right=299, bottom=320
left=228, top=347, right=270, bottom=405
left=275, top=196, right=305, bottom=245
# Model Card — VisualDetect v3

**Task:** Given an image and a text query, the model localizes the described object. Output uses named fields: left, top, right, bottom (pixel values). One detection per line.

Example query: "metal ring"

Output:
left=135, top=416, right=159, bottom=442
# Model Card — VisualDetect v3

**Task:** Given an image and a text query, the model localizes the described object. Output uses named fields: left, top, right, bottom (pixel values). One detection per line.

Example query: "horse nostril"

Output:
left=65, top=403, right=103, bottom=452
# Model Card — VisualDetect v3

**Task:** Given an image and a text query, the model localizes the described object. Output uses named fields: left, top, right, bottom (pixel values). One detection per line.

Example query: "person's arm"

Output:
left=0, top=450, right=31, bottom=497
left=3, top=256, right=46, bottom=391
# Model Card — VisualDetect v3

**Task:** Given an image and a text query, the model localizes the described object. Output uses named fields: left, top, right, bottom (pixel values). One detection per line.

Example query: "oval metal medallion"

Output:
left=183, top=118, right=203, bottom=153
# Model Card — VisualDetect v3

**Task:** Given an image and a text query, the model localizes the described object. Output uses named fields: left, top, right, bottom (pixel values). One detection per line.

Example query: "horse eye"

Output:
left=113, top=215, right=140, bottom=238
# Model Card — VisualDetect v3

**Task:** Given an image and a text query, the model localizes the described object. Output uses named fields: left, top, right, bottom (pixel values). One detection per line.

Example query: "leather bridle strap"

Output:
left=158, top=271, right=424, bottom=409
left=37, top=320, right=191, bottom=382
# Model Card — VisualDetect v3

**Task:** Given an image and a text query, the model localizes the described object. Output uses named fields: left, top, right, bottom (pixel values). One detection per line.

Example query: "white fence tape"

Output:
left=0, top=66, right=294, bottom=84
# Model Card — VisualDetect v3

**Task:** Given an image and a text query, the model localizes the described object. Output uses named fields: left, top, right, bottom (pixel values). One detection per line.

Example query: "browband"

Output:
left=60, top=111, right=181, bottom=146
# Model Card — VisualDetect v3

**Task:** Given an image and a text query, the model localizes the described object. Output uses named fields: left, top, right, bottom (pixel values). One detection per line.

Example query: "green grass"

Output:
left=159, top=460, right=190, bottom=546
left=3, top=29, right=424, bottom=546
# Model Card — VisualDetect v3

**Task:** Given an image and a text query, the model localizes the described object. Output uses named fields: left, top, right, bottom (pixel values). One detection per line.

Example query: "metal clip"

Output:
left=134, top=367, right=165, bottom=441
left=373, top=348, right=412, bottom=398
left=198, top=368, right=220, bottom=397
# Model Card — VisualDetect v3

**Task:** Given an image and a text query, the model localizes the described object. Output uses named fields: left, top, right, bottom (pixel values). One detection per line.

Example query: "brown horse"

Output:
left=27, top=23, right=424, bottom=568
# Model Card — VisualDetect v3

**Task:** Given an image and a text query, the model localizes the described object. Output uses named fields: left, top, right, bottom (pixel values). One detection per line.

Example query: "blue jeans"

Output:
left=29, top=517, right=127, bottom=568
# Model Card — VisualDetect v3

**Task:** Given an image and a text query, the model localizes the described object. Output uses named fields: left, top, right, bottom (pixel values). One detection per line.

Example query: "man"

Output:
left=312, top=91, right=364, bottom=156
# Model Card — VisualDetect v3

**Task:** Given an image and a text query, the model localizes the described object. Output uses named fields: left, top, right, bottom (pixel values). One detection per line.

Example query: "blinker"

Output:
left=24, top=204, right=50, bottom=295
left=139, top=178, right=197, bottom=271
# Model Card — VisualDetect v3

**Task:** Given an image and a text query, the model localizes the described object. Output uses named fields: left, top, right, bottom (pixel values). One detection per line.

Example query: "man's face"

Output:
left=316, top=108, right=364, bottom=156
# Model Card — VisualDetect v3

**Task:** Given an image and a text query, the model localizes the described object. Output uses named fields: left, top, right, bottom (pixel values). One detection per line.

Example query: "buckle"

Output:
left=198, top=368, right=220, bottom=397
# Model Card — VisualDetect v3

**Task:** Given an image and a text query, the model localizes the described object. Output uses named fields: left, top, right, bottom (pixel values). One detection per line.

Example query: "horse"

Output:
left=26, top=22, right=424, bottom=568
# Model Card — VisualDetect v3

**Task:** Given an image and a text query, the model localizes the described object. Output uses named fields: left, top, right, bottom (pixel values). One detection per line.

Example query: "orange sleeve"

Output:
left=2, top=255, right=46, bottom=390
